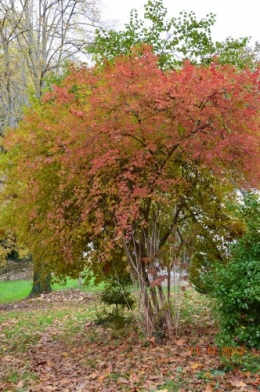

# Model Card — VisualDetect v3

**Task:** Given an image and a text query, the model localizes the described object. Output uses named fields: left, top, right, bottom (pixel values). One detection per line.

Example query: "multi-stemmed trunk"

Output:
left=122, top=232, right=173, bottom=338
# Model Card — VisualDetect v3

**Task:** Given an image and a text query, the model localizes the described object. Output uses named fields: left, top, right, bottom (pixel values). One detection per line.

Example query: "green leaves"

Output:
left=89, top=0, right=253, bottom=69
left=206, top=192, right=260, bottom=348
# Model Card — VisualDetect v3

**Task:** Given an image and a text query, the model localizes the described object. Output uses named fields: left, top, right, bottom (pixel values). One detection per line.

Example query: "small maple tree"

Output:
left=1, top=47, right=260, bottom=336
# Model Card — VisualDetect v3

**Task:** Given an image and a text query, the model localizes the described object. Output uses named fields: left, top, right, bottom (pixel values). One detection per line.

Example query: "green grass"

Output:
left=0, top=302, right=97, bottom=390
left=0, top=278, right=104, bottom=304
left=0, top=305, right=97, bottom=354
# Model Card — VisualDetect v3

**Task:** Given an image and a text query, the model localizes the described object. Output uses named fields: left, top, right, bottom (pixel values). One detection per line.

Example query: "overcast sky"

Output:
left=100, top=0, right=259, bottom=44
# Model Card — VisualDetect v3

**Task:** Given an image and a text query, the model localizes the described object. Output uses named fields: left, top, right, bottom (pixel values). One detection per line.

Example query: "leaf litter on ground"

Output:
left=0, top=288, right=259, bottom=391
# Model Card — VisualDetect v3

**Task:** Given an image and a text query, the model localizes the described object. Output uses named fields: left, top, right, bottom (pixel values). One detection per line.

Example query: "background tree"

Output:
left=1, top=49, right=260, bottom=335
left=0, top=0, right=101, bottom=296
left=0, top=6, right=29, bottom=131
left=89, top=0, right=254, bottom=69
left=0, top=0, right=100, bottom=115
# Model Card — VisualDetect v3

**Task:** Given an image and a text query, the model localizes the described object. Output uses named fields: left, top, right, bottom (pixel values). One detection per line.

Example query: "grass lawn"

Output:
left=0, top=284, right=259, bottom=391
left=0, top=278, right=104, bottom=304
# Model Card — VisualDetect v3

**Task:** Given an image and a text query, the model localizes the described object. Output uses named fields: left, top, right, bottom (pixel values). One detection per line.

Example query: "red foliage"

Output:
left=4, top=48, right=260, bottom=266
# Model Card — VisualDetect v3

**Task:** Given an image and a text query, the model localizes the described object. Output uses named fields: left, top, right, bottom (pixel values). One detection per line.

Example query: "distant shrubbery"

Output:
left=0, top=260, right=33, bottom=281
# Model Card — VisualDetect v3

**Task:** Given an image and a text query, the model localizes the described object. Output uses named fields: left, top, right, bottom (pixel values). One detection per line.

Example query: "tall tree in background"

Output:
left=89, top=0, right=256, bottom=69
left=0, top=0, right=101, bottom=296
left=0, top=7, right=28, bottom=131
left=2, top=49, right=260, bottom=335
left=13, top=0, right=99, bottom=98
left=0, top=0, right=100, bottom=128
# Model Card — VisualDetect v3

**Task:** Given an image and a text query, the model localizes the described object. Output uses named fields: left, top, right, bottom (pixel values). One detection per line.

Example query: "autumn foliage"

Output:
left=1, top=47, right=260, bottom=335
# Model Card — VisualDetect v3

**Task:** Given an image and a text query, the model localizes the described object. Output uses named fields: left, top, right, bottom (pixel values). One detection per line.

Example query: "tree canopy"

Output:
left=1, top=47, right=260, bottom=334
left=89, top=0, right=254, bottom=69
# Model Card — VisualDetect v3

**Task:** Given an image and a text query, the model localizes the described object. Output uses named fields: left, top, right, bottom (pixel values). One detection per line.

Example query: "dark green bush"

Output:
left=100, top=283, right=136, bottom=310
left=100, top=271, right=136, bottom=310
left=95, top=272, right=136, bottom=333
left=205, top=193, right=260, bottom=349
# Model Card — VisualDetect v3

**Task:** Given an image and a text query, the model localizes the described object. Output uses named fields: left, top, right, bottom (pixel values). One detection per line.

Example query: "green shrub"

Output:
left=94, top=307, right=133, bottom=331
left=205, top=193, right=260, bottom=349
left=100, top=271, right=136, bottom=310
left=95, top=298, right=135, bottom=337
left=100, top=284, right=136, bottom=310
left=219, top=350, right=260, bottom=373
left=95, top=273, right=136, bottom=335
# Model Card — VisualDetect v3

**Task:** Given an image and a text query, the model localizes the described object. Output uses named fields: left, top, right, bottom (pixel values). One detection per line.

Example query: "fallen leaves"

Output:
left=0, top=289, right=95, bottom=312
left=0, top=288, right=259, bottom=391
left=229, top=380, right=247, bottom=388
left=175, top=337, right=186, bottom=346
left=191, top=362, right=204, bottom=369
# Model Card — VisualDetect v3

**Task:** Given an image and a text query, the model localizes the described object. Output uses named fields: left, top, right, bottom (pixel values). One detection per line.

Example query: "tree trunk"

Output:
left=27, top=268, right=52, bottom=298
left=122, top=233, right=173, bottom=340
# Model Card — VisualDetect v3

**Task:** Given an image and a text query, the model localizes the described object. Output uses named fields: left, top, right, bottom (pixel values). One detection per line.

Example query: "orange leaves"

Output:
left=191, top=362, right=204, bottom=369
left=229, top=380, right=248, bottom=388
left=150, top=276, right=166, bottom=287
left=69, top=108, right=86, bottom=119
left=2, top=46, right=260, bottom=272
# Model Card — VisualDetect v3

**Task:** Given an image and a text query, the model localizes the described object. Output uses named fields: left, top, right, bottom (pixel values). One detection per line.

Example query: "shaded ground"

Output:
left=0, top=289, right=259, bottom=391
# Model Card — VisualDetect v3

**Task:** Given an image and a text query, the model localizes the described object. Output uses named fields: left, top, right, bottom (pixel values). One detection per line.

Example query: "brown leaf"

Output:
left=175, top=338, right=186, bottom=346
left=15, top=381, right=25, bottom=388
left=89, top=372, right=98, bottom=380
left=248, top=377, right=260, bottom=386
left=202, top=385, right=214, bottom=392
left=158, top=357, right=171, bottom=363
left=229, top=380, right=247, bottom=387
left=130, top=373, right=139, bottom=383
left=142, top=256, right=155, bottom=263
left=147, top=336, right=156, bottom=344
left=148, top=268, right=158, bottom=277
left=116, top=377, right=129, bottom=384
left=148, top=375, right=159, bottom=380
left=150, top=276, right=166, bottom=287
left=191, top=363, right=204, bottom=369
